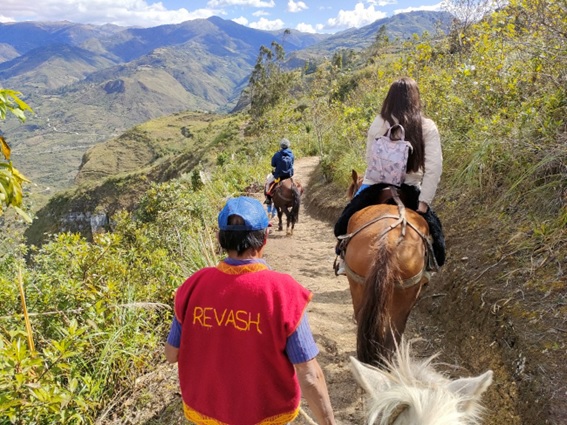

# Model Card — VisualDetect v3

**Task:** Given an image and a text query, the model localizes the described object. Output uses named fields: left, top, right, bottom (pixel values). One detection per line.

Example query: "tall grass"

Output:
left=0, top=149, right=266, bottom=423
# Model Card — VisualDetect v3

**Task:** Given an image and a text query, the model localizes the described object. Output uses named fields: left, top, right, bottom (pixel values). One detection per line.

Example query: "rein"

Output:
left=337, top=187, right=436, bottom=288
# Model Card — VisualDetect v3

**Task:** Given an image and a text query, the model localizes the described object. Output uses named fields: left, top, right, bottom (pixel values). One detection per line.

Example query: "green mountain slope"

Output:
left=299, top=10, right=453, bottom=54
left=1, top=12, right=451, bottom=192
left=0, top=44, right=118, bottom=90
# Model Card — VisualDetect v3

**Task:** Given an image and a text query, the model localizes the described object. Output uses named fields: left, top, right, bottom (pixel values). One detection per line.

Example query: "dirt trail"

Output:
left=262, top=157, right=364, bottom=423
left=109, top=156, right=505, bottom=424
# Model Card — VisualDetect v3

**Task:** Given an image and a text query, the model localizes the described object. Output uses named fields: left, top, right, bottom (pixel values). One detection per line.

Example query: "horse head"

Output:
left=347, top=169, right=363, bottom=200
left=350, top=339, right=493, bottom=425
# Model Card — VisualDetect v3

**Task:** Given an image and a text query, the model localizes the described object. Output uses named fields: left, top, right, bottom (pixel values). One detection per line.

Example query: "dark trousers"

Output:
left=334, top=183, right=446, bottom=266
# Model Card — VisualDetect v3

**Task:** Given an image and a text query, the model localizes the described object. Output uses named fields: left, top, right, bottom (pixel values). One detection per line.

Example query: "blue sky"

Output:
left=0, top=1, right=446, bottom=34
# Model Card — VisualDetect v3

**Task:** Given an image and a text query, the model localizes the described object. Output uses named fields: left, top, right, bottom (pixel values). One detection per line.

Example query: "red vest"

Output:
left=174, top=261, right=312, bottom=425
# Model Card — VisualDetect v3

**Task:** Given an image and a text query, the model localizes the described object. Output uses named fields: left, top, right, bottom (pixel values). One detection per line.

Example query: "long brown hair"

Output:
left=380, top=77, right=425, bottom=173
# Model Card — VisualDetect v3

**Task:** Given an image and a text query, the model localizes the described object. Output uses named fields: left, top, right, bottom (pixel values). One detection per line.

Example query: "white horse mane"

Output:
left=350, top=339, right=493, bottom=425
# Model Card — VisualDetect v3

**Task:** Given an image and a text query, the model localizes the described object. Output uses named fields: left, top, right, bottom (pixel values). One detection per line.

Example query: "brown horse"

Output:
left=339, top=170, right=437, bottom=366
left=272, top=178, right=303, bottom=235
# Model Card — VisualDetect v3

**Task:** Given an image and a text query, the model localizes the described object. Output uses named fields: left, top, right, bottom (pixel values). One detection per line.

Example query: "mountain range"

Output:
left=0, top=11, right=452, bottom=191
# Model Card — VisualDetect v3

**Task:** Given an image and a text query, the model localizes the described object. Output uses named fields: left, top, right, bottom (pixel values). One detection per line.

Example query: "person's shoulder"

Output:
left=371, top=114, right=386, bottom=126
left=261, top=269, right=302, bottom=286
left=421, top=116, right=438, bottom=129
left=369, top=115, right=389, bottom=133
left=421, top=117, right=439, bottom=135
left=181, top=267, right=216, bottom=286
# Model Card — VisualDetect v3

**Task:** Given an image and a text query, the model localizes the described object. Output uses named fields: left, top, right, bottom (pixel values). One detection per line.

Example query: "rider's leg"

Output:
left=420, top=208, right=445, bottom=267
left=334, top=183, right=388, bottom=238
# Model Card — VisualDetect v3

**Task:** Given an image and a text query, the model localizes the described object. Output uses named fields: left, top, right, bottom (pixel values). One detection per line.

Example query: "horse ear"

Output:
left=448, top=370, right=493, bottom=411
left=349, top=356, right=390, bottom=395
left=351, top=169, right=358, bottom=182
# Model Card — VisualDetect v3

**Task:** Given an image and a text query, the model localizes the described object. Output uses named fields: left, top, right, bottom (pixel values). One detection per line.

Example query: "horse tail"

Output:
left=290, top=184, right=301, bottom=224
left=356, top=238, right=399, bottom=366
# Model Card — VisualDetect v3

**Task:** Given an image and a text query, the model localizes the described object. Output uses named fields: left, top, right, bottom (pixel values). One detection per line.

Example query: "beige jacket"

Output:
left=363, top=115, right=442, bottom=206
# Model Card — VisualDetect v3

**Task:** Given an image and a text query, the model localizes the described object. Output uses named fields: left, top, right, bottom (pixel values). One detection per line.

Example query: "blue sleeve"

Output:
left=167, top=316, right=182, bottom=348
left=271, top=152, right=279, bottom=168
left=285, top=313, right=319, bottom=364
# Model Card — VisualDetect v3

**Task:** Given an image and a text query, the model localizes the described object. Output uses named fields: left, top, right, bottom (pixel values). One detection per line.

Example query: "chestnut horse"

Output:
left=272, top=178, right=303, bottom=235
left=338, top=170, right=437, bottom=366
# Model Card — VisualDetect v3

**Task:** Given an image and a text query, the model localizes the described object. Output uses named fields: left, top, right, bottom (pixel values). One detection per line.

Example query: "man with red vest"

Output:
left=165, top=196, right=336, bottom=425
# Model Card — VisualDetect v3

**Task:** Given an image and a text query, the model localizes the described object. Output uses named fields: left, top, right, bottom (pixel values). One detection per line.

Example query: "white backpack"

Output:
left=365, top=124, right=413, bottom=187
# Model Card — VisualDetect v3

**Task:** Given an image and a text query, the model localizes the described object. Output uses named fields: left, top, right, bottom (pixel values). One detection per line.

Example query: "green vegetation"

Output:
left=0, top=89, right=33, bottom=223
left=1, top=1, right=566, bottom=422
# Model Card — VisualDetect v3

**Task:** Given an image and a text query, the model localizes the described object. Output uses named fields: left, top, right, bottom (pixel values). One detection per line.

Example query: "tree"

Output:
left=248, top=42, right=293, bottom=119
left=0, top=89, right=33, bottom=222
left=368, top=24, right=390, bottom=60
left=444, top=0, right=507, bottom=53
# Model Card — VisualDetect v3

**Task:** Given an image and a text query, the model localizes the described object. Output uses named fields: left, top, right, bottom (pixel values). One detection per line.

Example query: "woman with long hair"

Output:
left=334, top=77, right=445, bottom=272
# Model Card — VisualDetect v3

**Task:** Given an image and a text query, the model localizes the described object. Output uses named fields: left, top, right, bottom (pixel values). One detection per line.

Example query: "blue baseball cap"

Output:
left=218, top=196, right=269, bottom=231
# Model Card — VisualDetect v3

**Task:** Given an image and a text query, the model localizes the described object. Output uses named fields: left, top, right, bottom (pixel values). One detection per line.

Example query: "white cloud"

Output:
left=296, top=22, right=324, bottom=33
left=326, top=2, right=387, bottom=30
left=248, top=17, right=284, bottom=30
left=252, top=10, right=270, bottom=17
left=207, top=0, right=275, bottom=7
left=295, top=22, right=315, bottom=33
left=287, top=0, right=308, bottom=13
left=366, top=0, right=398, bottom=6
left=394, top=2, right=444, bottom=14
left=0, top=15, right=16, bottom=23
left=0, top=0, right=220, bottom=27
left=232, top=16, right=249, bottom=25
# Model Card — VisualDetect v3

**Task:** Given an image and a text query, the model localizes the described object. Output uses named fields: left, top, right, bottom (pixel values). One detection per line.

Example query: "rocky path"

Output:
left=261, top=156, right=364, bottom=423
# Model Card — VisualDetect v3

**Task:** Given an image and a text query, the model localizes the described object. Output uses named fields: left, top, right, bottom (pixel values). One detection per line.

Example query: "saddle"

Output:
left=375, top=186, right=412, bottom=208
left=266, top=179, right=280, bottom=196
left=334, top=186, right=439, bottom=277
left=267, top=177, right=295, bottom=197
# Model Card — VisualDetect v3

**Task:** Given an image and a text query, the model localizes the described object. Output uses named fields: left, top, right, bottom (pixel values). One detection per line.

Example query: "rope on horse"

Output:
left=336, top=186, right=438, bottom=286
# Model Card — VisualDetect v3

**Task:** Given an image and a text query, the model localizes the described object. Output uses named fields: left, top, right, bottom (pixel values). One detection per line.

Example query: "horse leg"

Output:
left=388, top=282, right=425, bottom=346
left=277, top=208, right=283, bottom=231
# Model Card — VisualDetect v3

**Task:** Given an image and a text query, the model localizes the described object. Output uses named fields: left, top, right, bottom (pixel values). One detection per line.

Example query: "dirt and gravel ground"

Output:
left=102, top=156, right=565, bottom=425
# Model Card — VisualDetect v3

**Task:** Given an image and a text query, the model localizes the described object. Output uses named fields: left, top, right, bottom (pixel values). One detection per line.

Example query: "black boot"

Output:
left=421, top=208, right=446, bottom=267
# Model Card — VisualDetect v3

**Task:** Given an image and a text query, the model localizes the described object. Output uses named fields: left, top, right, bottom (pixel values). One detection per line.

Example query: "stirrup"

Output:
left=333, top=256, right=346, bottom=276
